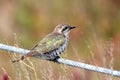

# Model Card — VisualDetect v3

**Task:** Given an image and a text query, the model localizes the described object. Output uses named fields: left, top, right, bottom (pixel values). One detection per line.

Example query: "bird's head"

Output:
left=54, top=24, right=76, bottom=37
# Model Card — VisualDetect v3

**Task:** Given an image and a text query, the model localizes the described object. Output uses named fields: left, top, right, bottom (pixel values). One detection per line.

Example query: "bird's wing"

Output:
left=26, top=33, right=65, bottom=57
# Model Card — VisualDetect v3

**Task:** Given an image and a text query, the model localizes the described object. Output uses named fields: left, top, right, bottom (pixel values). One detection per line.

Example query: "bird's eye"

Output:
left=62, top=26, right=68, bottom=32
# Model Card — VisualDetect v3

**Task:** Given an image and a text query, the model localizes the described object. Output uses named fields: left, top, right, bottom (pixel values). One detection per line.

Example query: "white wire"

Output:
left=0, top=43, right=120, bottom=77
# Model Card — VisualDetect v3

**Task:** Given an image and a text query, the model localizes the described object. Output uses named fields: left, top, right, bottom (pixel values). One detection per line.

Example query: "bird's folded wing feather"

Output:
left=26, top=34, right=65, bottom=57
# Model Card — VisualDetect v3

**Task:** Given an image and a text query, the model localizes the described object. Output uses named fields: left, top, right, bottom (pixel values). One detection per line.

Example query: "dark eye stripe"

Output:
left=62, top=27, right=68, bottom=32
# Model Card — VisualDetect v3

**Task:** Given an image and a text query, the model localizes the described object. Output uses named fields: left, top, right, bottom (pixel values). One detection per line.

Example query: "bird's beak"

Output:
left=69, top=26, right=76, bottom=29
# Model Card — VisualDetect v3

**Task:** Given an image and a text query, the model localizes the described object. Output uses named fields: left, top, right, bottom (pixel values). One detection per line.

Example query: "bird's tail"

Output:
left=12, top=51, right=38, bottom=63
left=12, top=55, right=25, bottom=63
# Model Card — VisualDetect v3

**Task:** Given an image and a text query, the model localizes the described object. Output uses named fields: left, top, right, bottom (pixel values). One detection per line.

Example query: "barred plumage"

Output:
left=42, top=37, right=69, bottom=60
left=34, top=37, right=69, bottom=60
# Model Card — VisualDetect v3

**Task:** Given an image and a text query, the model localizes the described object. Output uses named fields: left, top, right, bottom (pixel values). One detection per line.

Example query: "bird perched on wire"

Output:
left=12, top=24, right=76, bottom=63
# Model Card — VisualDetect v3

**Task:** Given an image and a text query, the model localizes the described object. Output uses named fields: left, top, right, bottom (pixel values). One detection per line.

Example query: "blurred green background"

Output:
left=0, top=0, right=120, bottom=80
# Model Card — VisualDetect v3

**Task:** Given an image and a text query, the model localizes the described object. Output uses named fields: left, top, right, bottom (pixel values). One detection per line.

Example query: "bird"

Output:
left=12, top=24, right=76, bottom=63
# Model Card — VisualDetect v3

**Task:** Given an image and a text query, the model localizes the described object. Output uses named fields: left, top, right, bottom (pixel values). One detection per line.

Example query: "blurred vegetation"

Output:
left=0, top=0, right=120, bottom=80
